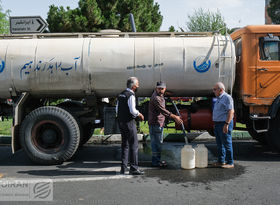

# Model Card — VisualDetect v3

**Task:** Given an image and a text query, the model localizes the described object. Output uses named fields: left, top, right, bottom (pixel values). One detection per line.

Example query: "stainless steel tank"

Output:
left=0, top=34, right=235, bottom=99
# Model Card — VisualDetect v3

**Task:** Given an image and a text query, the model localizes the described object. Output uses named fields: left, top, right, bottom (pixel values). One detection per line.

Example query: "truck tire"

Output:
left=57, top=101, right=94, bottom=146
left=247, top=128, right=267, bottom=145
left=20, top=106, right=80, bottom=165
left=74, top=119, right=94, bottom=146
left=267, top=111, right=280, bottom=152
left=79, top=123, right=95, bottom=146
left=246, top=122, right=267, bottom=145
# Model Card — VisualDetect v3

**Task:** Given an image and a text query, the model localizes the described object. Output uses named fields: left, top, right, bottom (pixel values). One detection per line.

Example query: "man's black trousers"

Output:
left=118, top=120, right=138, bottom=171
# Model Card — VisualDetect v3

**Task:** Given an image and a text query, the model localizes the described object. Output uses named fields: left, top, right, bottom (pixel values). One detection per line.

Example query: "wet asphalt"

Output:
left=0, top=140, right=279, bottom=205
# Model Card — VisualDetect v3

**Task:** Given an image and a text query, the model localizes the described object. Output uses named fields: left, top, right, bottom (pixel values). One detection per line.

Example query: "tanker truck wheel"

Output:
left=79, top=123, right=95, bottom=146
left=56, top=101, right=95, bottom=146
left=267, top=111, right=280, bottom=152
left=246, top=121, right=267, bottom=145
left=20, top=106, right=80, bottom=165
left=247, top=129, right=267, bottom=145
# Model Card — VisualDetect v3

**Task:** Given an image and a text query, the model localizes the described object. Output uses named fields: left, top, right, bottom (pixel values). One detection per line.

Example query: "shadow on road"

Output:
left=17, top=167, right=117, bottom=177
left=206, top=141, right=280, bottom=162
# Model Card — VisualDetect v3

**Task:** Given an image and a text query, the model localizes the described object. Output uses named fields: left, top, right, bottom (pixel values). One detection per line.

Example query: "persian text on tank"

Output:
left=20, top=57, right=80, bottom=79
left=127, top=63, right=164, bottom=70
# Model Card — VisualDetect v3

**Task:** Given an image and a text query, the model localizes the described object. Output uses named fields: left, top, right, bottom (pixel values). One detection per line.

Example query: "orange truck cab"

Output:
left=231, top=25, right=280, bottom=150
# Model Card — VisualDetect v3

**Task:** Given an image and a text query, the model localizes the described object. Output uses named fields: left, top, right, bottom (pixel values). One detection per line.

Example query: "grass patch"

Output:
left=139, top=121, right=180, bottom=135
left=236, top=122, right=246, bottom=128
left=140, top=121, right=247, bottom=135
left=0, top=117, right=247, bottom=136
left=0, top=118, right=12, bottom=135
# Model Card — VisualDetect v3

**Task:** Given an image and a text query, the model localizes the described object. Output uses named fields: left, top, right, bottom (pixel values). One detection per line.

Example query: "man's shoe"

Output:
left=212, top=162, right=226, bottom=167
left=120, top=166, right=129, bottom=175
left=221, top=164, right=234, bottom=169
left=152, top=161, right=168, bottom=168
left=129, top=169, right=144, bottom=175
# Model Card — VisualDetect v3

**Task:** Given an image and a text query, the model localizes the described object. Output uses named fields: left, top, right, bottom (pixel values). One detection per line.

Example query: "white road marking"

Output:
left=52, top=175, right=134, bottom=182
left=0, top=175, right=134, bottom=183
left=90, top=167, right=119, bottom=172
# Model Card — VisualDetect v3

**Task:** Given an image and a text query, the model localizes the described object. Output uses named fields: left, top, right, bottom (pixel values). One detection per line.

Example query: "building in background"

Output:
left=265, top=0, right=272, bottom=24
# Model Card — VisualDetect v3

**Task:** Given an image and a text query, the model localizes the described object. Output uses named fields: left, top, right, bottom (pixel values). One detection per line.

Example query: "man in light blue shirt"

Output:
left=212, top=82, right=235, bottom=168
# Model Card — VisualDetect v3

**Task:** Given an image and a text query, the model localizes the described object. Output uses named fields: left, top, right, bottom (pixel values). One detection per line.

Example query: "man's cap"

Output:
left=156, top=81, right=166, bottom=88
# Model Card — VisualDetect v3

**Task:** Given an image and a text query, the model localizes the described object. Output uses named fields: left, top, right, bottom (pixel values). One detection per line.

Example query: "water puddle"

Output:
left=143, top=164, right=245, bottom=184
left=139, top=142, right=246, bottom=184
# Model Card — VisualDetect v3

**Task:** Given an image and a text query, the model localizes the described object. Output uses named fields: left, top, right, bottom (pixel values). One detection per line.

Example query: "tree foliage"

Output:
left=47, top=0, right=163, bottom=32
left=168, top=26, right=175, bottom=32
left=0, top=2, right=10, bottom=34
left=186, top=8, right=228, bottom=34
left=268, top=0, right=280, bottom=24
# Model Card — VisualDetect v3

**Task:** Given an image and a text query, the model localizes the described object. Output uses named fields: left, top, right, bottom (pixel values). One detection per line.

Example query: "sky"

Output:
left=1, top=0, right=265, bottom=31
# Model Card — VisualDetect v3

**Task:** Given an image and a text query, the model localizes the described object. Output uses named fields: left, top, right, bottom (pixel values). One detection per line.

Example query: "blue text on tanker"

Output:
left=19, top=57, right=80, bottom=79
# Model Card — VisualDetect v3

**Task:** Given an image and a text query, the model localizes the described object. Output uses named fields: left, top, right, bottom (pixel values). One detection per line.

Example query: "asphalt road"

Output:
left=0, top=140, right=279, bottom=205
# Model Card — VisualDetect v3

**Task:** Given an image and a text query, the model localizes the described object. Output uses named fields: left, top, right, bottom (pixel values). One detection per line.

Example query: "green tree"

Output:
left=168, top=26, right=175, bottom=32
left=0, top=1, right=10, bottom=34
left=186, top=8, right=228, bottom=34
left=47, top=0, right=163, bottom=32
left=268, top=0, right=280, bottom=24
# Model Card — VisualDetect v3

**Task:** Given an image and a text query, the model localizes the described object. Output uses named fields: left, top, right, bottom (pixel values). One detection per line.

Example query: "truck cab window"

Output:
left=234, top=38, right=242, bottom=63
left=259, top=36, right=280, bottom=61
left=234, top=38, right=242, bottom=57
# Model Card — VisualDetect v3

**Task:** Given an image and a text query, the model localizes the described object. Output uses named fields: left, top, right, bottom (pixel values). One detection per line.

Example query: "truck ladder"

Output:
left=215, top=34, right=234, bottom=95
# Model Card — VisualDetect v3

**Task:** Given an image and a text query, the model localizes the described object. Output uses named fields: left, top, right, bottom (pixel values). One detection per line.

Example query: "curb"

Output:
left=232, top=131, right=252, bottom=140
left=144, top=131, right=252, bottom=142
left=87, top=134, right=143, bottom=144
left=0, top=131, right=252, bottom=145
left=0, top=134, right=144, bottom=145
left=0, top=136, right=11, bottom=145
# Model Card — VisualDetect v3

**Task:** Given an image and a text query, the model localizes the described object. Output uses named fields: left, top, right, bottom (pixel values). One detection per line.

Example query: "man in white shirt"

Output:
left=116, top=77, right=144, bottom=175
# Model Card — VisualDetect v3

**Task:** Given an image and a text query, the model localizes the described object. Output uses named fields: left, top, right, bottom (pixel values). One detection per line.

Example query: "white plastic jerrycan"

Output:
left=195, top=144, right=208, bottom=168
left=181, top=145, right=195, bottom=169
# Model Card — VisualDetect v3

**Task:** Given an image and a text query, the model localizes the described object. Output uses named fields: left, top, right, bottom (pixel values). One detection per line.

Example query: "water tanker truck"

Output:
left=0, top=25, right=280, bottom=164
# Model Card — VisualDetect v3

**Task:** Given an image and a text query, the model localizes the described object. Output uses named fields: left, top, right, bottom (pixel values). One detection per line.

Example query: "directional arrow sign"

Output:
left=10, top=16, right=48, bottom=34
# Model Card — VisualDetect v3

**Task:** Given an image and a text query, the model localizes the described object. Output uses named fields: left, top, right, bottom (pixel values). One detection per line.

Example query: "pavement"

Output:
left=0, top=139, right=280, bottom=204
